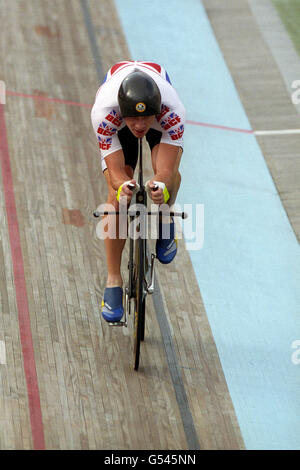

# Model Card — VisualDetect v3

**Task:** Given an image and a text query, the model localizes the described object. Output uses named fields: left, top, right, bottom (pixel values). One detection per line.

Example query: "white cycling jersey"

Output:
left=91, top=61, right=185, bottom=172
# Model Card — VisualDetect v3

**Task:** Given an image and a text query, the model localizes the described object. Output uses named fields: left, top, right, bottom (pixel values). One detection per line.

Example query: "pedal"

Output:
left=108, top=320, right=128, bottom=327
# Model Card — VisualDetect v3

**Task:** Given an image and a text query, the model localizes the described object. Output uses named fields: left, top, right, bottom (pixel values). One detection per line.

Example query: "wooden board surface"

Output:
left=1, top=0, right=297, bottom=450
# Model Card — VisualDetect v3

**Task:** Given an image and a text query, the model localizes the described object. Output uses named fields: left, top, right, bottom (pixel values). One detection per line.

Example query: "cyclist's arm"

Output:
left=152, top=143, right=182, bottom=192
left=105, top=150, right=136, bottom=202
left=105, top=150, right=130, bottom=190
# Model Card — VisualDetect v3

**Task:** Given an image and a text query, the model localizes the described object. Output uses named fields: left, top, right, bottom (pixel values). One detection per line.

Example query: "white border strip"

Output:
left=254, top=129, right=300, bottom=136
left=0, top=341, right=6, bottom=365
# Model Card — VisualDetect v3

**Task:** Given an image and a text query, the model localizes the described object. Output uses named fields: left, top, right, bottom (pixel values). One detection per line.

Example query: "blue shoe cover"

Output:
left=101, top=287, right=124, bottom=322
left=156, top=219, right=177, bottom=264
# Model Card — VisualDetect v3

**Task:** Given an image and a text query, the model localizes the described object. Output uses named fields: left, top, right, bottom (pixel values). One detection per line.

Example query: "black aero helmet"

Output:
left=118, top=70, right=161, bottom=117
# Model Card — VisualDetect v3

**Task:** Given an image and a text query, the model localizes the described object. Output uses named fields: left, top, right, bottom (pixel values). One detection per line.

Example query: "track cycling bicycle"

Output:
left=94, top=138, right=186, bottom=370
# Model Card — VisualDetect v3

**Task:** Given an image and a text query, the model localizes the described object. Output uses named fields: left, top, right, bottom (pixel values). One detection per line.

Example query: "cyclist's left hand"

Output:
left=146, top=180, right=170, bottom=205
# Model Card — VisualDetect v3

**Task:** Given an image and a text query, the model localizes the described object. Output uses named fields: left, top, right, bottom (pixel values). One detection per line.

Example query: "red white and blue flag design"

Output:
left=168, top=125, right=185, bottom=141
left=97, top=122, right=117, bottom=137
left=160, top=112, right=181, bottom=131
left=103, top=61, right=172, bottom=84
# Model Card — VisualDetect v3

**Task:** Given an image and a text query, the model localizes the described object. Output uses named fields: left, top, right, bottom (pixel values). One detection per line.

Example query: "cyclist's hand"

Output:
left=146, top=180, right=170, bottom=205
left=116, top=180, right=138, bottom=202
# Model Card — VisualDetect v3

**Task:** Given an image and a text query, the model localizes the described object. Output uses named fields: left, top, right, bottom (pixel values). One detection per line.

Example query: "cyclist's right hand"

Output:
left=116, top=180, right=139, bottom=202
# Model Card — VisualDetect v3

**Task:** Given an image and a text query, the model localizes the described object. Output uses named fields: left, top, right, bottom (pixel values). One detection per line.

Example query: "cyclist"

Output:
left=91, top=60, right=185, bottom=322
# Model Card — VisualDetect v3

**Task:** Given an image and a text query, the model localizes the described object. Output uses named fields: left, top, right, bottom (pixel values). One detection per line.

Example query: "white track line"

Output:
left=0, top=341, right=6, bottom=365
left=254, top=129, right=300, bottom=136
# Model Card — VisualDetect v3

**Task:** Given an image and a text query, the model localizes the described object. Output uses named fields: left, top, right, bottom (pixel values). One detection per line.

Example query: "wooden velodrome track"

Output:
left=0, top=0, right=299, bottom=450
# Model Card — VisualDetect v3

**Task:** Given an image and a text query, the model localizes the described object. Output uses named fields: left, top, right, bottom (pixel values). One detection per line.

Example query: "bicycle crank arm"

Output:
left=146, top=253, right=156, bottom=294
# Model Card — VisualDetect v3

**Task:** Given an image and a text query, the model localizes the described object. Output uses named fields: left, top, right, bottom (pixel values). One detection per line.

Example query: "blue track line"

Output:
left=115, top=0, right=300, bottom=450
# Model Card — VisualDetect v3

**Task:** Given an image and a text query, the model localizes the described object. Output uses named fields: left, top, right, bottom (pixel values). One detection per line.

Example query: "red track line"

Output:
left=0, top=104, right=45, bottom=450
left=7, top=90, right=254, bottom=134
left=186, top=119, right=254, bottom=134
left=6, top=90, right=92, bottom=108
